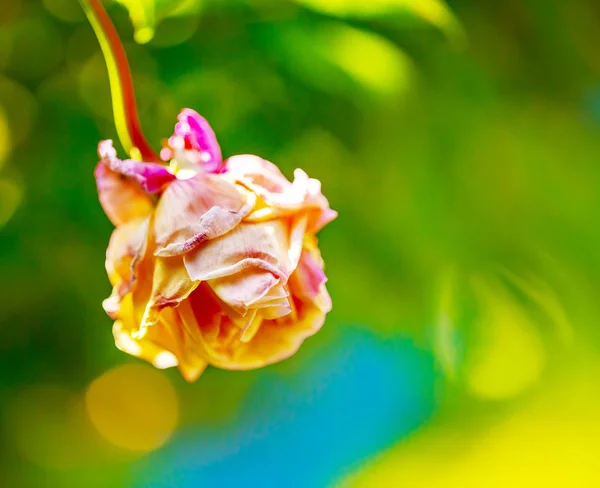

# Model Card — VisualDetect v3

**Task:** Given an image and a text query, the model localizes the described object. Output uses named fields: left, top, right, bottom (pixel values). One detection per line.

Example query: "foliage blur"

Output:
left=2, top=0, right=600, bottom=486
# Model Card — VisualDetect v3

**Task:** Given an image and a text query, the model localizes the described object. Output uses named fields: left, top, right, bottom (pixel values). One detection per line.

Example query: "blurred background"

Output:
left=2, top=0, right=600, bottom=486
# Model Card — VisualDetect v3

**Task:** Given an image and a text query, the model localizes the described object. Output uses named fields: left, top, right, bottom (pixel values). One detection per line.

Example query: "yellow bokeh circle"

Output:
left=85, top=364, right=179, bottom=452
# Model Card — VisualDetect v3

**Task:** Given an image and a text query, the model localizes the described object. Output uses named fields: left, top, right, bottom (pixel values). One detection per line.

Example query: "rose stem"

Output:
left=78, top=0, right=160, bottom=162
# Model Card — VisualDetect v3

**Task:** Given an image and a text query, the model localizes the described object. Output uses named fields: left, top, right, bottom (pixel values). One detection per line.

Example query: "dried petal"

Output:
left=113, top=299, right=208, bottom=382
left=138, top=256, right=199, bottom=333
left=99, top=139, right=175, bottom=193
left=102, top=218, right=150, bottom=318
left=225, top=155, right=337, bottom=232
left=178, top=286, right=326, bottom=370
left=95, top=161, right=154, bottom=226
left=210, top=269, right=291, bottom=319
left=154, top=174, right=254, bottom=256
left=184, top=221, right=293, bottom=283
left=289, top=247, right=332, bottom=313
left=95, top=140, right=175, bottom=225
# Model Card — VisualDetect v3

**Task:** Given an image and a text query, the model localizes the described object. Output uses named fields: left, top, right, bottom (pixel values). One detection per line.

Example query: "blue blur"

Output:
left=133, top=327, right=437, bottom=488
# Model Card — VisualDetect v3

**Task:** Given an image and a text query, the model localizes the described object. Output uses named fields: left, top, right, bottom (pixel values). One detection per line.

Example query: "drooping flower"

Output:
left=96, top=109, right=336, bottom=381
left=80, top=0, right=336, bottom=380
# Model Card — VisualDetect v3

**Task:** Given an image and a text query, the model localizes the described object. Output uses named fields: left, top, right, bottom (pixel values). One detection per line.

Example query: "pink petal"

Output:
left=289, top=248, right=332, bottom=313
left=225, top=154, right=295, bottom=201
left=107, top=158, right=176, bottom=193
left=183, top=220, right=304, bottom=336
left=99, top=140, right=175, bottom=193
left=153, top=174, right=255, bottom=256
left=167, top=109, right=223, bottom=173
left=312, top=207, right=339, bottom=233
left=210, top=269, right=291, bottom=319
left=95, top=140, right=175, bottom=225
left=295, top=251, right=327, bottom=295
left=224, top=154, right=337, bottom=232
left=183, top=221, right=294, bottom=283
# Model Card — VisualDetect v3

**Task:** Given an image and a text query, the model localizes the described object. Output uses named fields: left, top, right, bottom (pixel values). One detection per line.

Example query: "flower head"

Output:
left=96, top=109, right=336, bottom=381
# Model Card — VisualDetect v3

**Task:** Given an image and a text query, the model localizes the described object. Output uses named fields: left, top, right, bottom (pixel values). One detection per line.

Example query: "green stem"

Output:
left=78, top=0, right=159, bottom=162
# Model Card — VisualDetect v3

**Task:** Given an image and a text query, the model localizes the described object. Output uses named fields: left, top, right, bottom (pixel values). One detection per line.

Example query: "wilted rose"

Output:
left=96, top=109, right=336, bottom=381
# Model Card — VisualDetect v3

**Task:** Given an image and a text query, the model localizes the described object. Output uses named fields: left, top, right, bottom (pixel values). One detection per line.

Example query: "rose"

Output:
left=96, top=109, right=336, bottom=381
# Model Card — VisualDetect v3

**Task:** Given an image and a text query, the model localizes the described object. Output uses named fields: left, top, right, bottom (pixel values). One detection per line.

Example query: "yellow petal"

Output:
left=138, top=256, right=199, bottom=334
left=102, top=217, right=150, bottom=319
left=239, top=312, right=263, bottom=343
left=114, top=297, right=208, bottom=382
left=178, top=286, right=326, bottom=371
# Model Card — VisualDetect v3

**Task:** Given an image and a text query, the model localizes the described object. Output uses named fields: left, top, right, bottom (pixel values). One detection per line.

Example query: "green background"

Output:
left=2, top=0, right=600, bottom=486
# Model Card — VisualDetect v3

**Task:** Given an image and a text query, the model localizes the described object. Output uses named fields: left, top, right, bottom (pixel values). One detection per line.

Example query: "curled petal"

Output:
left=288, top=214, right=308, bottom=271
left=289, top=247, right=332, bottom=313
left=211, top=269, right=279, bottom=314
left=115, top=225, right=198, bottom=339
left=114, top=298, right=208, bottom=382
left=96, top=140, right=175, bottom=225
left=105, top=218, right=147, bottom=285
left=154, top=174, right=255, bottom=256
left=99, top=140, right=176, bottom=193
left=210, top=269, right=291, bottom=319
left=184, top=220, right=303, bottom=344
left=111, top=240, right=206, bottom=382
left=165, top=109, right=223, bottom=173
left=148, top=257, right=198, bottom=312
left=155, top=204, right=252, bottom=258
left=225, top=155, right=300, bottom=205
left=105, top=158, right=175, bottom=193
left=225, top=155, right=337, bottom=232
left=102, top=217, right=150, bottom=318
left=239, top=312, right=263, bottom=343
left=178, top=286, right=326, bottom=370
left=137, top=256, right=199, bottom=334
left=184, top=221, right=294, bottom=283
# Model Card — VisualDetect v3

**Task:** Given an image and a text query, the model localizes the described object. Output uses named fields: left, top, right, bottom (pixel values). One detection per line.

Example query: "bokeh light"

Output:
left=317, top=23, right=413, bottom=97
left=114, top=0, right=204, bottom=44
left=0, top=75, right=36, bottom=149
left=0, top=107, right=9, bottom=169
left=85, top=364, right=179, bottom=452
left=0, top=179, right=23, bottom=227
